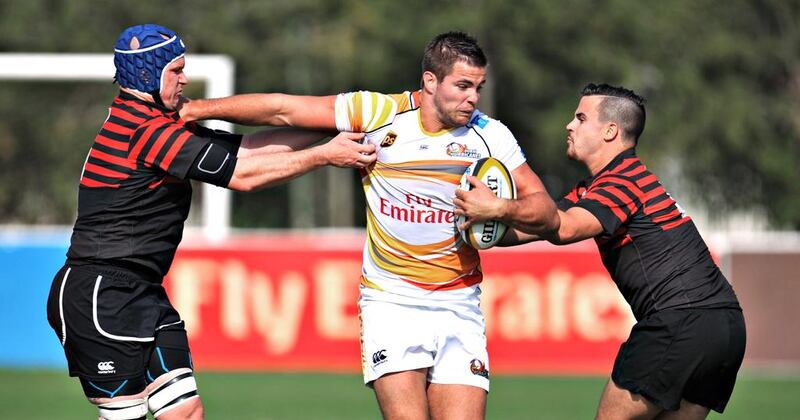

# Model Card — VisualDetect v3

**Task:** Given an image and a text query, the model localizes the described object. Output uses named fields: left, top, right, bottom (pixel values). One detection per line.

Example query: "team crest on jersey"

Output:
left=446, top=142, right=481, bottom=158
left=381, top=131, right=398, bottom=147
left=469, top=358, right=489, bottom=378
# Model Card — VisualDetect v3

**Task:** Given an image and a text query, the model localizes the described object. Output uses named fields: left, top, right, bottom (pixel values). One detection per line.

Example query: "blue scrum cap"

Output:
left=113, top=24, right=185, bottom=93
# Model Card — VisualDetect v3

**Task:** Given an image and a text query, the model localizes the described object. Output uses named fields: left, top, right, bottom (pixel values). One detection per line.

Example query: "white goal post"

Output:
left=0, top=53, right=235, bottom=241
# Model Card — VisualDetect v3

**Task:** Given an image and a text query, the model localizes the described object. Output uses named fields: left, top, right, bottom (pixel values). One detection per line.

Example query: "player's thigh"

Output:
left=145, top=322, right=203, bottom=419
left=595, top=378, right=662, bottom=420
left=54, top=265, right=202, bottom=419
left=654, top=399, right=709, bottom=420
left=610, top=309, right=706, bottom=412
left=86, top=374, right=202, bottom=420
left=48, top=265, right=158, bottom=394
left=82, top=376, right=149, bottom=420
left=372, top=369, right=429, bottom=420
left=427, top=383, right=486, bottom=420
left=681, top=308, right=746, bottom=413
left=360, top=297, right=438, bottom=385
left=426, top=300, right=489, bottom=393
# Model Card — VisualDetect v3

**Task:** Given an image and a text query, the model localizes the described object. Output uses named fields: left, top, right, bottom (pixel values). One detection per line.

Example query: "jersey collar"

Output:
left=117, top=90, right=178, bottom=118
left=586, top=147, right=637, bottom=183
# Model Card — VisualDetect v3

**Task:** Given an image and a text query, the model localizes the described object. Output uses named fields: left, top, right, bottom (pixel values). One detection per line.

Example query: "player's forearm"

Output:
left=181, top=94, right=338, bottom=129
left=227, top=146, right=327, bottom=192
left=228, top=131, right=374, bottom=190
left=181, top=94, right=289, bottom=126
left=499, top=192, right=560, bottom=236
left=545, top=209, right=603, bottom=245
left=546, top=224, right=583, bottom=245
left=238, top=128, right=333, bottom=158
left=497, top=227, right=543, bottom=246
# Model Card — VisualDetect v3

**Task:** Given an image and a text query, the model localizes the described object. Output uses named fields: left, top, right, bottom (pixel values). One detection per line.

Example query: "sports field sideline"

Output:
left=1, top=370, right=796, bottom=419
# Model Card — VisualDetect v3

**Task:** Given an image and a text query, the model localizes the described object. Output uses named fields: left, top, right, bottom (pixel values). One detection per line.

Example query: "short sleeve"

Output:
left=185, top=122, right=243, bottom=155
left=574, top=175, right=643, bottom=235
left=558, top=184, right=583, bottom=211
left=130, top=117, right=212, bottom=179
left=334, top=91, right=418, bottom=133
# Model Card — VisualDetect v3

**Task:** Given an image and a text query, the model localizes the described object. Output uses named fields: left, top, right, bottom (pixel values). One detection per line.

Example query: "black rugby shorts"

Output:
left=611, top=307, right=746, bottom=413
left=46, top=264, right=193, bottom=396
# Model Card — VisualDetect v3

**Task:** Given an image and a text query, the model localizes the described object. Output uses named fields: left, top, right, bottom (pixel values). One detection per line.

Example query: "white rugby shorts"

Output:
left=358, top=287, right=490, bottom=391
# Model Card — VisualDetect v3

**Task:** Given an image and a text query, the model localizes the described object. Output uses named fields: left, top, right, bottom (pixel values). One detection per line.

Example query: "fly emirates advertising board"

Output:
left=164, top=234, right=634, bottom=375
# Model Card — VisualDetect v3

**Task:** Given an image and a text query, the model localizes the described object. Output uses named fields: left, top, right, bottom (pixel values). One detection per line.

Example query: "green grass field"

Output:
left=1, top=370, right=797, bottom=419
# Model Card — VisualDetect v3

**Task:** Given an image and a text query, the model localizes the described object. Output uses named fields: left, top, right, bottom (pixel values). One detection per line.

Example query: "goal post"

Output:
left=0, top=53, right=235, bottom=240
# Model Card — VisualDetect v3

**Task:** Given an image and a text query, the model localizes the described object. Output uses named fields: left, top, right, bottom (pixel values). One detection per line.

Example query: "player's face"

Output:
left=160, top=57, right=188, bottom=110
left=565, top=96, right=607, bottom=162
left=432, top=61, right=486, bottom=128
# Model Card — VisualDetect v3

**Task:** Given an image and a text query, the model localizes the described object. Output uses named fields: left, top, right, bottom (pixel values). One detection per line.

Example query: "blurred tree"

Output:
left=487, top=0, right=800, bottom=228
left=0, top=0, right=797, bottom=228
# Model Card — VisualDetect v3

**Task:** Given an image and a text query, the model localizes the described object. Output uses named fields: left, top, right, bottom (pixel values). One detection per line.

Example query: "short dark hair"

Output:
left=581, top=83, right=647, bottom=144
left=422, top=32, right=487, bottom=81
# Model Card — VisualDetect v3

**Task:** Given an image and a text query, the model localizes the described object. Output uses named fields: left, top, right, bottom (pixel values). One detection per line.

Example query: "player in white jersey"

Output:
left=334, top=89, right=526, bottom=301
left=180, top=32, right=559, bottom=420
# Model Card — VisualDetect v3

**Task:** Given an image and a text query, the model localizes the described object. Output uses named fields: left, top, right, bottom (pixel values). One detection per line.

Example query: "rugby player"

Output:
left=180, top=32, right=560, bottom=419
left=454, top=83, right=746, bottom=420
left=46, top=23, right=375, bottom=420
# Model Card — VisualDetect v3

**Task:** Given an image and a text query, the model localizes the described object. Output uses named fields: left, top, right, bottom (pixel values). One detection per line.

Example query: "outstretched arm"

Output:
left=179, top=94, right=338, bottom=129
left=491, top=207, right=605, bottom=245
left=546, top=207, right=604, bottom=245
left=227, top=131, right=375, bottom=192
left=462, top=206, right=603, bottom=246
left=237, top=128, right=337, bottom=158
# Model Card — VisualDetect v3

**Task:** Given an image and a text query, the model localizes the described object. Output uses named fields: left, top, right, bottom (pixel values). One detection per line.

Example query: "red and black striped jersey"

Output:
left=67, top=92, right=241, bottom=279
left=558, top=148, right=739, bottom=319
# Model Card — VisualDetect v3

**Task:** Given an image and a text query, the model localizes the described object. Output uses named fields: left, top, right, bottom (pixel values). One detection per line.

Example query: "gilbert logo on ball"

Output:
left=456, top=157, right=516, bottom=250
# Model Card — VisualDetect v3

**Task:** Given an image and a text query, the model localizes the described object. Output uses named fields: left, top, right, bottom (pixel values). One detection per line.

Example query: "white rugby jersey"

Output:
left=335, top=91, right=527, bottom=301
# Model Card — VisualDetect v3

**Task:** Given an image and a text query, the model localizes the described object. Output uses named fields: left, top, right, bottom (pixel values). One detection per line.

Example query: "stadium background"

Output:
left=1, top=1, right=799, bottom=418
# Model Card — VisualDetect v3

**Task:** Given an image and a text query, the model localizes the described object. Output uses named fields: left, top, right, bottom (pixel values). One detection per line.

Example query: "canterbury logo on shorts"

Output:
left=97, top=361, right=116, bottom=374
left=372, top=349, right=388, bottom=366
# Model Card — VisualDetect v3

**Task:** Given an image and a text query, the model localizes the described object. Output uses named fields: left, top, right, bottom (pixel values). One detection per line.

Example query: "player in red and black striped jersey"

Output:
left=557, top=147, right=740, bottom=320
left=454, top=84, right=745, bottom=419
left=68, top=91, right=241, bottom=278
left=46, top=23, right=376, bottom=420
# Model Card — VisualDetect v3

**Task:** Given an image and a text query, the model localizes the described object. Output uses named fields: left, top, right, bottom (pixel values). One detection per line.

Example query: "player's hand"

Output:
left=454, top=175, right=506, bottom=229
left=176, top=95, right=196, bottom=121
left=322, top=132, right=376, bottom=168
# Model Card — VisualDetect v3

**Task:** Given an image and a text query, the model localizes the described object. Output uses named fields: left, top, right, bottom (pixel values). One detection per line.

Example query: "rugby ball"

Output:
left=456, top=157, right=516, bottom=250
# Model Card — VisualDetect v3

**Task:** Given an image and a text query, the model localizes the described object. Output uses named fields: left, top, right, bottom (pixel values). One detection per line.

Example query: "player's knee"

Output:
left=147, top=368, right=200, bottom=418
left=96, top=398, right=148, bottom=420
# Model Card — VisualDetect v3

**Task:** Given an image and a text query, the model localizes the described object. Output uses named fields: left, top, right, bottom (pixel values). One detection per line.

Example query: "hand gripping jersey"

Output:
left=335, top=91, right=527, bottom=301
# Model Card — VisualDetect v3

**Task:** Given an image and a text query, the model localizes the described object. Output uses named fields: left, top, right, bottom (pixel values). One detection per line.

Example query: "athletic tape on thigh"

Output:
left=147, top=344, right=194, bottom=380
left=98, top=399, right=147, bottom=420
left=147, top=370, right=198, bottom=417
